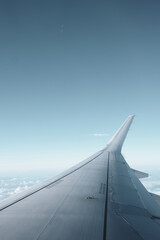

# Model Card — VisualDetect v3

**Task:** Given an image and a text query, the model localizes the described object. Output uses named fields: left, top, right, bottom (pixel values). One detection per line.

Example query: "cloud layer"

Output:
left=141, top=179, right=160, bottom=195
left=0, top=176, right=43, bottom=201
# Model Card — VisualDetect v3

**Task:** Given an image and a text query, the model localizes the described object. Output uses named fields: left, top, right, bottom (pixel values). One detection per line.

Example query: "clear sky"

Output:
left=0, top=0, right=160, bottom=173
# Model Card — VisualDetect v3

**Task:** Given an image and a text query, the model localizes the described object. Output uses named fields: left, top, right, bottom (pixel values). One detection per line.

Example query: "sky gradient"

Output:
left=1, top=0, right=160, bottom=173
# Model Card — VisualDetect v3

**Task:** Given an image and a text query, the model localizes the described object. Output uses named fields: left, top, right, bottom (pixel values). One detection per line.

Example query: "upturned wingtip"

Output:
left=106, top=115, right=135, bottom=152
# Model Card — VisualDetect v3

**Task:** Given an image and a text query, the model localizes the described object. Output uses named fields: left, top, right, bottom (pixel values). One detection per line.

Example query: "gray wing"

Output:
left=0, top=116, right=160, bottom=240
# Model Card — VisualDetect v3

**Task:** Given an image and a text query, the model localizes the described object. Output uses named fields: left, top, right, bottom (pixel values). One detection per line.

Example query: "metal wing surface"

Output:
left=1, top=116, right=160, bottom=240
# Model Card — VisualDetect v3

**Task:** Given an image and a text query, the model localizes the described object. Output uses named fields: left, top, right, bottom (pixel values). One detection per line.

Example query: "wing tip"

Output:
left=106, top=114, right=135, bottom=152
left=128, top=114, right=135, bottom=120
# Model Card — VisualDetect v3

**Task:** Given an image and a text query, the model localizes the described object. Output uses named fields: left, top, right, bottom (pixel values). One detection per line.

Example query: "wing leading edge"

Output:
left=0, top=116, right=160, bottom=240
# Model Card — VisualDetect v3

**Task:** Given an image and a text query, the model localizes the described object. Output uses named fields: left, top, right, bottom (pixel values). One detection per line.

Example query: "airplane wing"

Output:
left=0, top=115, right=160, bottom=240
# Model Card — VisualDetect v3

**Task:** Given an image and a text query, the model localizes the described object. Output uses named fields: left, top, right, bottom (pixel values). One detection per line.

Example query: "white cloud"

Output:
left=0, top=177, right=43, bottom=202
left=10, top=178, right=17, bottom=181
left=142, top=180, right=160, bottom=188
left=141, top=179, right=160, bottom=195
left=14, top=187, right=21, bottom=194
left=90, top=133, right=109, bottom=137
left=0, top=189, right=5, bottom=194
left=153, top=191, right=160, bottom=195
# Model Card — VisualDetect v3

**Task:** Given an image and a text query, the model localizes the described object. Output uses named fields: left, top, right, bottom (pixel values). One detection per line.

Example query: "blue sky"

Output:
left=0, top=0, right=160, bottom=173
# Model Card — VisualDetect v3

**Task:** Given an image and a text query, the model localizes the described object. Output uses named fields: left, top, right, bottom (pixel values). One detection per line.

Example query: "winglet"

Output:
left=106, top=115, right=135, bottom=152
